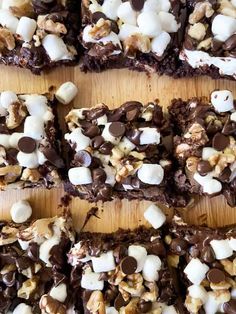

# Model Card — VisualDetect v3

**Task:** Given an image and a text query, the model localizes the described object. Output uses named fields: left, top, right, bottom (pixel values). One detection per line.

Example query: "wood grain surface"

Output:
left=0, top=65, right=235, bottom=232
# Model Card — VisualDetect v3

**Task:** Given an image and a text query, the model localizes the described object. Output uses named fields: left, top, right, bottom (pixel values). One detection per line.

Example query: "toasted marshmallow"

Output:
left=81, top=271, right=104, bottom=290
left=144, top=204, right=166, bottom=229
left=210, top=239, right=233, bottom=259
left=203, top=178, right=222, bottom=194
left=162, top=306, right=178, bottom=314
left=68, top=167, right=93, bottom=185
left=228, top=237, right=236, bottom=250
left=12, top=303, right=33, bottom=314
left=212, top=14, right=236, bottom=41
left=151, top=31, right=171, bottom=56
left=10, top=200, right=32, bottom=223
left=137, top=163, right=164, bottom=185
left=139, top=127, right=161, bottom=145
left=50, top=283, right=67, bottom=303
left=117, top=2, right=137, bottom=25
left=128, top=245, right=147, bottom=272
left=102, top=0, right=122, bottom=20
left=184, top=258, right=209, bottom=285
left=211, top=90, right=234, bottom=112
left=65, top=128, right=90, bottom=152
left=55, top=82, right=78, bottom=105
left=1, top=91, right=18, bottom=109
left=16, top=17, right=37, bottom=42
left=91, top=251, right=116, bottom=273
left=142, top=255, right=162, bottom=281
left=137, top=12, right=162, bottom=37
left=42, top=34, right=72, bottom=61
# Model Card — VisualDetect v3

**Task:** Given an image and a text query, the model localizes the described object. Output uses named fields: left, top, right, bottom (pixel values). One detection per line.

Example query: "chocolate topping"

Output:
left=197, top=160, right=212, bottom=176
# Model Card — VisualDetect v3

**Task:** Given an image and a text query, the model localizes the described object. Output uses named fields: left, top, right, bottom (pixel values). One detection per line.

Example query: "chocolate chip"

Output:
left=170, top=238, right=188, bottom=256
left=130, top=0, right=145, bottom=11
left=91, top=135, right=104, bottom=149
left=42, top=147, right=64, bottom=168
left=92, top=168, right=106, bottom=184
left=109, top=122, right=125, bottom=137
left=120, top=256, right=137, bottom=275
left=212, top=133, right=230, bottom=151
left=222, top=118, right=236, bottom=135
left=138, top=300, right=152, bottom=313
left=83, top=125, right=100, bottom=138
left=99, top=142, right=114, bottom=154
left=223, top=300, right=236, bottom=313
left=91, top=11, right=107, bottom=23
left=74, top=150, right=92, bottom=167
left=18, top=136, right=36, bottom=154
left=197, top=160, right=212, bottom=176
left=201, top=246, right=215, bottom=263
left=126, top=129, right=141, bottom=145
left=207, top=268, right=225, bottom=284
left=114, top=293, right=129, bottom=310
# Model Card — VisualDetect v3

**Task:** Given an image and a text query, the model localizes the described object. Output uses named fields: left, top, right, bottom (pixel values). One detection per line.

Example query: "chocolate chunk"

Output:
left=27, top=242, right=39, bottom=262
left=98, top=185, right=112, bottom=199
left=212, top=133, right=230, bottom=151
left=120, top=256, right=137, bottom=275
left=207, top=268, right=225, bottom=284
left=126, top=129, right=141, bottom=145
left=170, top=238, right=188, bottom=256
left=197, top=160, right=212, bottom=176
left=42, top=147, right=64, bottom=168
left=223, top=300, right=236, bottom=313
left=130, top=0, right=145, bottom=11
left=218, top=167, right=231, bottom=182
left=99, top=142, right=114, bottom=154
left=201, top=246, right=215, bottom=263
left=91, top=135, right=104, bottom=149
left=109, top=122, right=125, bottom=137
left=74, top=150, right=92, bottom=167
left=18, top=136, right=36, bottom=154
left=223, top=34, right=236, bottom=51
left=91, top=11, right=107, bottom=23
left=83, top=125, right=100, bottom=138
left=113, top=245, right=127, bottom=264
left=147, top=239, right=166, bottom=256
left=138, top=300, right=152, bottom=313
left=114, top=293, right=129, bottom=310
left=92, top=168, right=106, bottom=184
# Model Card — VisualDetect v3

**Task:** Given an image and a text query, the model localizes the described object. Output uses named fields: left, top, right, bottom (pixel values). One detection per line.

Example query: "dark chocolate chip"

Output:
left=223, top=300, right=236, bottom=313
left=207, top=268, right=225, bottom=284
left=130, top=0, right=145, bottom=11
left=83, top=125, right=100, bottom=138
left=126, top=129, right=141, bottom=145
left=224, top=189, right=236, bottom=207
left=114, top=293, right=129, bottom=310
left=146, top=239, right=166, bottom=256
left=223, top=34, right=236, bottom=51
left=91, top=135, right=104, bottom=149
left=42, top=147, right=64, bottom=168
left=104, top=286, right=118, bottom=302
left=91, top=11, right=107, bottom=23
left=138, top=300, right=152, bottom=313
left=218, top=167, right=231, bottom=182
left=18, top=136, right=36, bottom=154
left=212, top=133, right=230, bottom=151
left=222, top=118, right=236, bottom=135
left=170, top=238, right=188, bottom=256
left=201, top=246, right=215, bottom=263
left=27, top=242, right=39, bottom=262
left=74, top=150, right=92, bottom=167
left=197, top=160, right=212, bottom=176
left=120, top=256, right=137, bottom=275
left=99, top=142, right=114, bottom=154
left=113, top=245, right=127, bottom=264
left=92, top=168, right=106, bottom=183
left=109, top=122, right=125, bottom=137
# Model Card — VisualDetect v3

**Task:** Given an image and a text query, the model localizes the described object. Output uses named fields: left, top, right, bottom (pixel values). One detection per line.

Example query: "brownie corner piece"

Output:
left=80, top=0, right=186, bottom=74
left=0, top=91, right=64, bottom=190
left=68, top=226, right=179, bottom=313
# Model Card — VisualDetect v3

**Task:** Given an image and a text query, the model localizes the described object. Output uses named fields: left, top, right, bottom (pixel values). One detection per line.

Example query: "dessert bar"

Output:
left=0, top=0, right=80, bottom=74
left=169, top=89, right=236, bottom=207
left=0, top=90, right=64, bottom=190
left=64, top=101, right=189, bottom=206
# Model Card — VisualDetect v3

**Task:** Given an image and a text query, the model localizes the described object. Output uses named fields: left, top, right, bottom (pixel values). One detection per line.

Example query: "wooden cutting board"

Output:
left=0, top=65, right=235, bottom=232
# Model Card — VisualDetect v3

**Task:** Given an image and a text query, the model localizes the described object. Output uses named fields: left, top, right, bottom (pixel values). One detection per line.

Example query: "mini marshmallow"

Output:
left=10, top=200, right=32, bottom=223
left=65, top=128, right=90, bottom=152
left=128, top=245, right=147, bottom=273
left=118, top=24, right=141, bottom=41
left=17, top=151, right=39, bottom=169
left=81, top=271, right=104, bottom=290
left=204, top=292, right=221, bottom=314
left=142, top=254, right=162, bottom=281
left=212, top=14, right=236, bottom=41
left=103, top=165, right=115, bottom=186
left=151, top=31, right=171, bottom=56
left=202, top=147, right=219, bottom=160
left=184, top=258, right=209, bottom=285
left=139, top=127, right=161, bottom=145
left=39, top=236, right=59, bottom=267
left=159, top=12, right=179, bottom=32
left=42, top=34, right=72, bottom=61
left=0, top=134, right=10, bottom=148
left=0, top=105, right=6, bottom=116
left=118, top=136, right=136, bottom=154
left=106, top=307, right=119, bottom=314
left=144, top=204, right=166, bottom=229
left=188, top=285, right=208, bottom=303
left=102, top=0, right=122, bottom=20
left=50, top=283, right=67, bottom=303
left=0, top=91, right=18, bottom=109
left=9, top=133, right=24, bottom=148
left=137, top=12, right=162, bottom=38
left=91, top=251, right=116, bottom=273
left=203, top=178, right=222, bottom=195
left=24, top=116, right=45, bottom=140
left=117, top=2, right=137, bottom=25
left=211, top=90, right=234, bottom=112
left=231, top=112, right=236, bottom=122
left=102, top=123, right=121, bottom=145
left=0, top=9, right=19, bottom=33
left=16, top=17, right=37, bottom=42
left=229, top=237, right=236, bottom=250
left=162, top=306, right=178, bottom=314
left=89, top=0, right=102, bottom=12
left=37, top=150, right=47, bottom=165
left=143, top=0, right=162, bottom=12
left=18, top=239, right=30, bottom=250
left=12, top=303, right=33, bottom=314
left=137, top=163, right=164, bottom=185
left=210, top=239, right=233, bottom=259
left=193, top=172, right=212, bottom=185
left=96, top=114, right=107, bottom=125
left=55, top=82, right=78, bottom=105
left=231, top=288, right=236, bottom=298
left=21, top=94, right=48, bottom=116
left=68, top=167, right=92, bottom=185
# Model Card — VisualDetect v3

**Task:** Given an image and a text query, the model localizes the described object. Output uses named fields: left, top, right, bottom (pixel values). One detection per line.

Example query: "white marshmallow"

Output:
left=203, top=179, right=222, bottom=195
left=68, top=167, right=92, bottom=185
left=137, top=12, right=162, bottom=37
left=118, top=24, right=141, bottom=41
left=184, top=258, right=209, bottom=285
left=144, top=204, right=166, bottom=229
left=17, top=151, right=39, bottom=168
left=24, top=116, right=45, bottom=140
left=106, top=307, right=119, bottom=314
left=0, top=105, right=7, bottom=116
left=89, top=1, right=102, bottom=12
left=0, top=134, right=10, bottom=148
left=92, top=251, right=116, bottom=273
left=202, top=147, right=219, bottom=160
left=118, top=136, right=135, bottom=154
left=81, top=271, right=104, bottom=290
left=83, top=25, right=122, bottom=48
left=139, top=127, right=161, bottom=145
left=162, top=306, right=178, bottom=314
left=212, top=14, right=236, bottom=41
left=50, top=283, right=67, bottom=303
left=231, top=111, right=236, bottom=122
left=9, top=133, right=24, bottom=148
left=16, top=17, right=37, bottom=42
left=12, top=303, right=33, bottom=314
left=0, top=9, right=19, bottom=33
left=39, top=236, right=59, bottom=267
left=137, top=163, right=164, bottom=185
left=188, top=285, right=208, bottom=303
left=117, top=2, right=137, bottom=25
left=159, top=12, right=179, bottom=32
left=37, top=150, right=47, bottom=165
left=102, top=123, right=121, bottom=145
left=128, top=245, right=147, bottom=273
left=65, top=128, right=90, bottom=152
left=229, top=237, right=236, bottom=250
left=0, top=91, right=18, bottom=109
left=10, top=200, right=32, bottom=223
left=55, top=82, right=78, bottom=105
left=142, top=255, right=161, bottom=281
left=211, top=90, right=234, bottom=112
left=103, top=165, right=116, bottom=186
left=151, top=31, right=171, bottom=56
left=42, top=34, right=72, bottom=61
left=18, top=239, right=30, bottom=250
left=143, top=0, right=162, bottom=12
left=102, top=0, right=122, bottom=20
left=204, top=292, right=221, bottom=314
left=96, top=114, right=107, bottom=125
left=21, top=94, right=48, bottom=117
left=231, top=288, right=236, bottom=298
left=210, top=239, right=233, bottom=259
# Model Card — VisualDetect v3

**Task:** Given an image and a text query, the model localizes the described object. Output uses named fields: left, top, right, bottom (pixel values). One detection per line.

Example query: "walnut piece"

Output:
left=221, top=258, right=236, bottom=276
left=188, top=23, right=206, bottom=41
left=219, top=0, right=236, bottom=17
left=186, top=156, right=200, bottom=173
left=0, top=146, right=6, bottom=165
left=21, top=168, right=42, bottom=182
left=87, top=291, right=105, bottom=314
left=0, top=28, right=15, bottom=51
left=0, top=225, right=18, bottom=245
left=6, top=101, right=27, bottom=129
left=197, top=37, right=212, bottom=50
left=108, top=266, right=126, bottom=286
left=10, top=1, right=34, bottom=17
left=37, top=15, right=67, bottom=35
left=189, top=1, right=214, bottom=24
left=89, top=18, right=111, bottom=40
left=123, top=34, right=151, bottom=55
left=141, top=282, right=158, bottom=302
left=18, top=277, right=39, bottom=299
left=185, top=295, right=203, bottom=313
left=119, top=273, right=144, bottom=296
left=167, top=254, right=180, bottom=268
left=40, top=295, right=67, bottom=314
left=115, top=161, right=142, bottom=182
left=121, top=298, right=139, bottom=314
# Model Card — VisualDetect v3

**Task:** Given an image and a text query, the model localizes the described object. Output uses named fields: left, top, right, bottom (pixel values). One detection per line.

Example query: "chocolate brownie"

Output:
left=0, top=91, right=64, bottom=190
left=68, top=226, right=180, bottom=313
left=169, top=89, right=236, bottom=207
left=64, top=101, right=190, bottom=207
left=0, top=212, right=75, bottom=313
left=80, top=0, right=187, bottom=74
left=0, top=0, right=80, bottom=74
left=178, top=0, right=236, bottom=80
left=168, top=216, right=236, bottom=313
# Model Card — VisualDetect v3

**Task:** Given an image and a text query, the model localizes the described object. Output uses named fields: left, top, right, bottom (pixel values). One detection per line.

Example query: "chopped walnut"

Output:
left=197, top=37, right=212, bottom=50
left=0, top=28, right=16, bottom=51
left=119, top=273, right=144, bottom=296
left=186, top=156, right=200, bottom=173
left=175, top=143, right=191, bottom=158
left=123, top=34, right=151, bottom=56
left=184, top=123, right=208, bottom=143
left=21, top=168, right=42, bottom=182
left=141, top=282, right=159, bottom=302
left=40, top=295, right=67, bottom=314
left=221, top=258, right=236, bottom=276
left=2, top=165, right=22, bottom=184
left=115, top=161, right=142, bottom=182
left=185, top=295, right=203, bottom=313
left=0, top=146, right=6, bottom=165
left=6, top=101, right=27, bottom=129
left=119, top=286, right=131, bottom=302
left=10, top=1, right=34, bottom=17
left=210, top=280, right=231, bottom=290
left=189, top=1, right=214, bottom=24
left=110, top=147, right=125, bottom=162
left=108, top=266, right=126, bottom=286
left=89, top=18, right=111, bottom=40
left=210, top=290, right=231, bottom=303
left=167, top=254, right=180, bottom=268
left=87, top=291, right=106, bottom=314
left=37, top=15, right=67, bottom=35
left=0, top=264, right=16, bottom=275
left=188, top=23, right=206, bottom=41
left=218, top=0, right=236, bottom=18
left=0, top=225, right=18, bottom=245
left=122, top=298, right=139, bottom=314
left=129, top=151, right=145, bottom=160
left=18, top=277, right=39, bottom=299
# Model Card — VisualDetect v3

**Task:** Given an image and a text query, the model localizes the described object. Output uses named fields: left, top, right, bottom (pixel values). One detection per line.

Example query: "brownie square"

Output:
left=80, top=0, right=186, bottom=74
left=0, top=0, right=80, bottom=74
left=178, top=0, right=236, bottom=80
left=68, top=226, right=180, bottom=313
left=169, top=89, right=236, bottom=207
left=64, top=101, right=189, bottom=207
left=0, top=91, right=64, bottom=190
